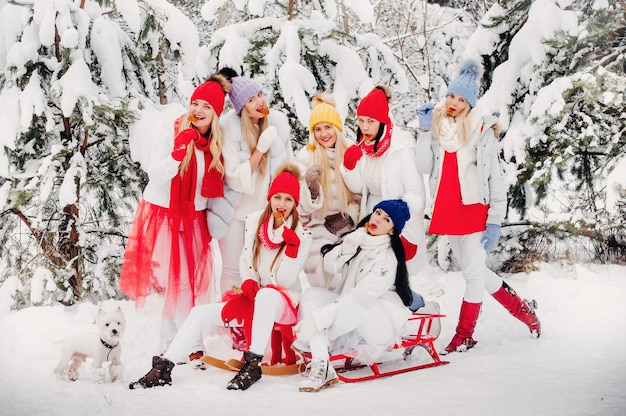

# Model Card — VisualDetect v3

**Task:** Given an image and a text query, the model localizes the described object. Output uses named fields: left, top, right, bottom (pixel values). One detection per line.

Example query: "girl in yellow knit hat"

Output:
left=294, top=92, right=360, bottom=289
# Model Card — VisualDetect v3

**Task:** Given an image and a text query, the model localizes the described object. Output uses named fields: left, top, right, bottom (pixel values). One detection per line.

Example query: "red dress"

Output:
left=429, top=151, right=488, bottom=235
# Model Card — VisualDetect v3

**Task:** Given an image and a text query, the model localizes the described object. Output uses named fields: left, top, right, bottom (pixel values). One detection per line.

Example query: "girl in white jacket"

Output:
left=340, top=86, right=426, bottom=281
left=295, top=92, right=360, bottom=288
left=129, top=164, right=312, bottom=391
left=415, top=60, right=540, bottom=355
left=293, top=199, right=413, bottom=393
left=119, top=74, right=230, bottom=352
left=217, top=68, right=294, bottom=295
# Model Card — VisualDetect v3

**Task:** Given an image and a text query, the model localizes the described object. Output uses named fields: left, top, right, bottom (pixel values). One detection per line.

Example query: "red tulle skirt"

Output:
left=119, top=200, right=213, bottom=319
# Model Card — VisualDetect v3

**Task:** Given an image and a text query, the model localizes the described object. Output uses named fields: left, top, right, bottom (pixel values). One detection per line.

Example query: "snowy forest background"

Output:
left=0, top=0, right=624, bottom=313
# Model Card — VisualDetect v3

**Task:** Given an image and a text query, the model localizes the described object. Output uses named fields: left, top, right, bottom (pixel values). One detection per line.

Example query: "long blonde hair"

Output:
left=308, top=92, right=355, bottom=218
left=176, top=73, right=230, bottom=177
left=432, top=102, right=502, bottom=143
left=241, top=109, right=271, bottom=176
left=432, top=103, right=472, bottom=144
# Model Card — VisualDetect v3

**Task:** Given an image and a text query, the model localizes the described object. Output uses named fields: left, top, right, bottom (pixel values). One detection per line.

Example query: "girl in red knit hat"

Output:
left=294, top=92, right=360, bottom=288
left=119, top=73, right=230, bottom=354
left=415, top=60, right=540, bottom=355
left=341, top=85, right=439, bottom=317
left=129, top=163, right=312, bottom=392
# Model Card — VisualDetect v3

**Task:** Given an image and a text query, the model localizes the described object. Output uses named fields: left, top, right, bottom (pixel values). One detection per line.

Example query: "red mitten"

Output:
left=401, top=235, right=418, bottom=261
left=241, top=279, right=260, bottom=301
left=343, top=144, right=363, bottom=170
left=220, top=293, right=254, bottom=348
left=282, top=228, right=300, bottom=258
left=171, top=129, right=197, bottom=161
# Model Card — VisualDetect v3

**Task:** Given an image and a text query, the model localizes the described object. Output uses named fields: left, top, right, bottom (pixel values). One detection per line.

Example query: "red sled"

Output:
left=301, top=312, right=449, bottom=383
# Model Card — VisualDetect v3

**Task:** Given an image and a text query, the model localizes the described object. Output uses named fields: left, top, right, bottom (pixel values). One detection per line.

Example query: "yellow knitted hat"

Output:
left=309, top=93, right=343, bottom=132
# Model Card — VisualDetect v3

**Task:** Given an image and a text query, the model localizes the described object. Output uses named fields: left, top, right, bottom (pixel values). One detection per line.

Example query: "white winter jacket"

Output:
left=415, top=109, right=507, bottom=225
left=221, top=110, right=294, bottom=221
left=142, top=136, right=209, bottom=211
left=239, top=210, right=312, bottom=306
left=341, top=126, right=426, bottom=247
left=313, top=229, right=412, bottom=333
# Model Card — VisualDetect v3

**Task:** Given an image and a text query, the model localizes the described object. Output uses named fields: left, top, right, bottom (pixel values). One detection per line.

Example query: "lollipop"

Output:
left=259, top=105, right=270, bottom=115
left=188, top=115, right=198, bottom=122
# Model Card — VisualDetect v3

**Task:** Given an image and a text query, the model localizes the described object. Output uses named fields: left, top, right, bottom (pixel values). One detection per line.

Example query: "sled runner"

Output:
left=201, top=323, right=303, bottom=375
left=301, top=312, right=449, bottom=383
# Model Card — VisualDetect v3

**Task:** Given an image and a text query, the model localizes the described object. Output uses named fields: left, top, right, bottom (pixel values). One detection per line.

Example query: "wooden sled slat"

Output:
left=201, top=355, right=303, bottom=375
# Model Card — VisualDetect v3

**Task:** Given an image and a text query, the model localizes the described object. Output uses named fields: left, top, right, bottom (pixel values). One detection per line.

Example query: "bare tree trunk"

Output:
left=156, top=51, right=167, bottom=104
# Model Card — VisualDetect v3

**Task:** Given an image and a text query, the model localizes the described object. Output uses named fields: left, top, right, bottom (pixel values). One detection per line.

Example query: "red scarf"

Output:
left=170, top=129, right=224, bottom=217
left=258, top=219, right=282, bottom=250
left=360, top=121, right=393, bottom=158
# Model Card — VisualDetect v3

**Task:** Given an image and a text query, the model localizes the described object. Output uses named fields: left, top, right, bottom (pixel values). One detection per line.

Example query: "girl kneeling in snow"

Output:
left=293, top=199, right=414, bottom=392
left=129, top=164, right=311, bottom=391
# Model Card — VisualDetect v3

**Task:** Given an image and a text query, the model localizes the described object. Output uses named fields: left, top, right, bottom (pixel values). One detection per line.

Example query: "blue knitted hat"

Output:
left=228, top=76, right=263, bottom=115
left=373, top=199, right=410, bottom=234
left=445, top=60, right=483, bottom=107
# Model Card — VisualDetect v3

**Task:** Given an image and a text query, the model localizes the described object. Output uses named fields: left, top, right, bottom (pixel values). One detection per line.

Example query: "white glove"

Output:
left=256, top=125, right=278, bottom=153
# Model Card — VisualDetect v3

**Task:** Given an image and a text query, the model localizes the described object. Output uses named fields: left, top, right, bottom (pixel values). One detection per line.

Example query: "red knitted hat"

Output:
left=356, top=87, right=390, bottom=125
left=190, top=81, right=226, bottom=116
left=267, top=169, right=301, bottom=205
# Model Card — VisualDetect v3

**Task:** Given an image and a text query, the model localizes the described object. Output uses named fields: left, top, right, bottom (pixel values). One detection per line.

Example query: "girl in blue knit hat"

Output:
left=415, top=60, right=541, bottom=355
left=215, top=68, right=294, bottom=298
left=292, top=199, right=417, bottom=392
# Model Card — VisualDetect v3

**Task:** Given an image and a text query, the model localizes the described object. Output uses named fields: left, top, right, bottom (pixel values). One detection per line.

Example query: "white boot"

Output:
left=298, top=360, right=338, bottom=392
left=416, top=301, right=441, bottom=339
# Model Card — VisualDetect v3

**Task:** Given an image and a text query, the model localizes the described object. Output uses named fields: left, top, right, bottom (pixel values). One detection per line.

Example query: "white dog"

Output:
left=55, top=306, right=126, bottom=382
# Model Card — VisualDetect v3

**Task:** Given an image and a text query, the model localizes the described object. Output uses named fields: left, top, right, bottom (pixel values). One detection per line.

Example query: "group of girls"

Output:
left=120, top=60, right=540, bottom=393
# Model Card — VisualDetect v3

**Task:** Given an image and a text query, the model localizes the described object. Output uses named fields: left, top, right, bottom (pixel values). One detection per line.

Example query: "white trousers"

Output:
left=217, top=218, right=245, bottom=294
left=447, top=232, right=502, bottom=303
left=162, top=287, right=295, bottom=363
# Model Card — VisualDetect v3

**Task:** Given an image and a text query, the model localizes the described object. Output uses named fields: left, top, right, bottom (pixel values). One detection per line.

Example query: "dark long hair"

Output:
left=321, top=214, right=413, bottom=307
left=356, top=122, right=385, bottom=151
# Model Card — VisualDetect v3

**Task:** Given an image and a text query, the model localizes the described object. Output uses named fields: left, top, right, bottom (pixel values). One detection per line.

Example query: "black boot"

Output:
left=226, top=351, right=263, bottom=390
left=129, top=356, right=175, bottom=389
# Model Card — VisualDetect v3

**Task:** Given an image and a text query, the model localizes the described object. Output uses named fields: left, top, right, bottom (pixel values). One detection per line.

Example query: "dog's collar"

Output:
left=100, top=338, right=118, bottom=349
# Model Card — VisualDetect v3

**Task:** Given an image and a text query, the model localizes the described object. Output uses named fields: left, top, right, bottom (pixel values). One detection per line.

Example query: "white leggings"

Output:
left=217, top=219, right=245, bottom=294
left=447, top=232, right=503, bottom=303
left=162, top=287, right=296, bottom=363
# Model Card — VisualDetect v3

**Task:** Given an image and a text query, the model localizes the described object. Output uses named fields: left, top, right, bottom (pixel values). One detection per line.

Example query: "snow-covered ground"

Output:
left=1, top=257, right=625, bottom=416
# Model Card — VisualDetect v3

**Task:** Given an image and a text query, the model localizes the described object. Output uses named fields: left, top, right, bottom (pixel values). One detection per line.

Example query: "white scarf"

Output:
left=438, top=117, right=463, bottom=153
left=338, top=232, right=391, bottom=295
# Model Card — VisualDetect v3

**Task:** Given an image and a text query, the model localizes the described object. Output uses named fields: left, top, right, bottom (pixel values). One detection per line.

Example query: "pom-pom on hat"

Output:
left=356, top=86, right=391, bottom=125
left=229, top=76, right=264, bottom=115
left=445, top=59, right=483, bottom=108
left=373, top=199, right=410, bottom=234
left=267, top=163, right=302, bottom=205
left=190, top=73, right=230, bottom=116
left=309, top=92, right=343, bottom=132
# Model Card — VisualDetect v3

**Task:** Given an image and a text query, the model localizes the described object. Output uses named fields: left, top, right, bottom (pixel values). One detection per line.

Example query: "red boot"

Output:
left=491, top=281, right=541, bottom=338
left=441, top=301, right=481, bottom=355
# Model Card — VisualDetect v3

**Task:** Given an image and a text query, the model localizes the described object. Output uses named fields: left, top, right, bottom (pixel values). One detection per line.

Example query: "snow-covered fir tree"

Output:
left=0, top=0, right=156, bottom=308
left=465, top=0, right=626, bottom=267
left=196, top=0, right=410, bottom=146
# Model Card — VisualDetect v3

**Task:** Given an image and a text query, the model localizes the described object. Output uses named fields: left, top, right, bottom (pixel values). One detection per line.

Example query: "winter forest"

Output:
left=0, top=0, right=624, bottom=312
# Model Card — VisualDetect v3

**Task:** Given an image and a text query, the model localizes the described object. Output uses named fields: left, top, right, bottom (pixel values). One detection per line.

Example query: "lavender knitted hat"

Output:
left=445, top=60, right=483, bottom=107
left=228, top=76, right=263, bottom=115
